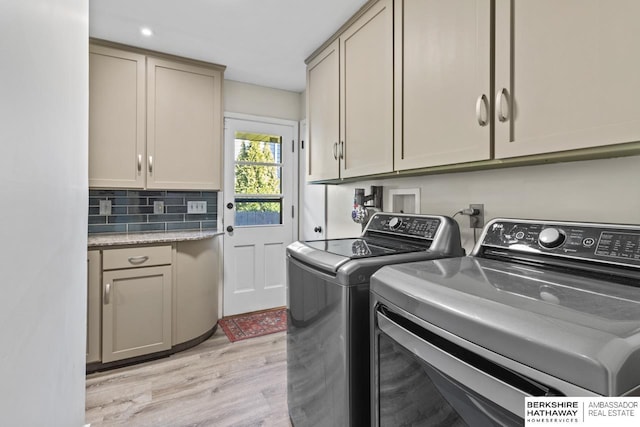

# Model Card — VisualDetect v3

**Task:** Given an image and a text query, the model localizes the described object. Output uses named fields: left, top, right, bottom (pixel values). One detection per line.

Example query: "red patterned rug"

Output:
left=219, top=307, right=287, bottom=342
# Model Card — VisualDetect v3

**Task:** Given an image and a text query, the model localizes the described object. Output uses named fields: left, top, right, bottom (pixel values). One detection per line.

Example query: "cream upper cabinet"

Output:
left=340, top=0, right=394, bottom=178
left=147, top=58, right=223, bottom=190
left=395, top=0, right=491, bottom=170
left=306, top=41, right=340, bottom=181
left=306, top=0, right=393, bottom=181
left=494, top=0, right=640, bottom=159
left=89, top=43, right=224, bottom=190
left=89, top=45, right=146, bottom=188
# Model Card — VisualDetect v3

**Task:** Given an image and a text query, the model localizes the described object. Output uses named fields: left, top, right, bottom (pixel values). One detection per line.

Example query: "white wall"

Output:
left=224, top=80, right=302, bottom=120
left=326, top=155, right=640, bottom=252
left=0, top=1, right=88, bottom=426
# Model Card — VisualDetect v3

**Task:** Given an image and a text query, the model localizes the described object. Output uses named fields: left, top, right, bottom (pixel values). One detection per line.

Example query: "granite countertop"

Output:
left=88, top=229, right=223, bottom=248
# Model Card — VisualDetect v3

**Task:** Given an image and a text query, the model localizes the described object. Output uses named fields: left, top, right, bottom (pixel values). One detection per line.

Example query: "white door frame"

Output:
left=298, top=118, right=327, bottom=240
left=222, top=112, right=298, bottom=316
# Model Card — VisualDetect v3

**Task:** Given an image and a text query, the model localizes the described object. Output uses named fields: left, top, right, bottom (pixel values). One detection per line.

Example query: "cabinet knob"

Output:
left=128, top=255, right=149, bottom=265
left=104, top=283, right=111, bottom=305
left=496, top=88, right=510, bottom=122
left=227, top=225, right=234, bottom=233
left=314, top=226, right=322, bottom=233
left=476, top=94, right=489, bottom=126
left=226, top=202, right=234, bottom=209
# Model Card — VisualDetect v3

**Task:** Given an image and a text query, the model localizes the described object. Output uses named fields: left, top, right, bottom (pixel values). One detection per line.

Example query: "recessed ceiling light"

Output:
left=140, top=27, right=153, bottom=37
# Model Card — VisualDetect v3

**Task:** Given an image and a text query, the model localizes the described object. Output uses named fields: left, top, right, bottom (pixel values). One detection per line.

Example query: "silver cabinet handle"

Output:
left=476, top=94, right=489, bottom=126
left=333, top=142, right=338, bottom=160
left=104, top=283, right=111, bottom=305
left=137, top=154, right=142, bottom=172
left=496, top=88, right=510, bottom=122
left=339, top=141, right=344, bottom=159
left=128, top=255, right=149, bottom=265
left=148, top=155, right=153, bottom=174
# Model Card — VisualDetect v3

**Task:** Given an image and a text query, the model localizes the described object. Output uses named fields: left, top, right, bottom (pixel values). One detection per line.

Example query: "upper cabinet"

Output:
left=395, top=0, right=491, bottom=170
left=306, top=0, right=393, bottom=181
left=89, top=45, right=146, bottom=188
left=494, top=0, right=640, bottom=158
left=306, top=41, right=340, bottom=181
left=146, top=58, right=223, bottom=190
left=340, top=0, right=394, bottom=178
left=305, top=0, right=640, bottom=182
left=89, top=43, right=224, bottom=190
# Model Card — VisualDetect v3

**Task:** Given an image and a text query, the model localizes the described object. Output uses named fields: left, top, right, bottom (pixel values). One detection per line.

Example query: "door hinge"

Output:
left=291, top=205, right=295, bottom=218
left=301, top=140, right=305, bottom=150
left=292, top=139, right=295, bottom=153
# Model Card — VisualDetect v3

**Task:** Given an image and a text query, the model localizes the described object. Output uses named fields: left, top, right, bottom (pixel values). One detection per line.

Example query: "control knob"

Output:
left=388, top=217, right=403, bottom=230
left=538, top=227, right=565, bottom=249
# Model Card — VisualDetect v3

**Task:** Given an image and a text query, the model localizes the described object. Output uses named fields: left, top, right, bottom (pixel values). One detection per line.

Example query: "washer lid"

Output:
left=303, top=237, right=428, bottom=258
left=371, top=257, right=640, bottom=396
left=287, top=237, right=433, bottom=276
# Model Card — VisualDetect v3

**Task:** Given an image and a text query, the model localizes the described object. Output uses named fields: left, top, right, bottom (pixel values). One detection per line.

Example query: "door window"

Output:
left=233, top=131, right=283, bottom=226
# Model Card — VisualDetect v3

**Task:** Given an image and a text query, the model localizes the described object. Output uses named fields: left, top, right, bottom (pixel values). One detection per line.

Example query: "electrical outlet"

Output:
left=99, top=200, right=112, bottom=216
left=187, top=201, right=207, bottom=214
left=469, top=203, right=484, bottom=229
left=153, top=201, right=164, bottom=214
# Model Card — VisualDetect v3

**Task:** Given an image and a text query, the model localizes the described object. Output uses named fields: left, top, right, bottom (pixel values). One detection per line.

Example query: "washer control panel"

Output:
left=479, top=219, right=640, bottom=267
left=365, top=213, right=441, bottom=240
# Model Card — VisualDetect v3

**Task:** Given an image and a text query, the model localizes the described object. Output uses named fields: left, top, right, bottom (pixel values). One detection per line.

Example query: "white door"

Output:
left=223, top=115, right=297, bottom=316
left=298, top=120, right=326, bottom=240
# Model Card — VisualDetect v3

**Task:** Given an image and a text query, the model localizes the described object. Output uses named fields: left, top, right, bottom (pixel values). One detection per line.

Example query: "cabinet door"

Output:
left=495, top=0, right=640, bottom=158
left=306, top=40, right=340, bottom=181
left=89, top=45, right=146, bottom=188
left=102, top=265, right=172, bottom=363
left=396, top=0, right=491, bottom=170
left=147, top=58, right=223, bottom=190
left=340, top=0, right=394, bottom=178
left=87, top=251, right=101, bottom=363
left=174, top=239, right=218, bottom=345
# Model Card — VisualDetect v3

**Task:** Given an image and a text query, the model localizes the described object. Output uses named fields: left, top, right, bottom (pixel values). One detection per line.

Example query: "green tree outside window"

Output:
left=235, top=138, right=281, bottom=213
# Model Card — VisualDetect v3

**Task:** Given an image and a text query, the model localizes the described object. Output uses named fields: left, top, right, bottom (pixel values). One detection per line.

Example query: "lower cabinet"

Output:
left=102, top=264, right=172, bottom=363
left=174, top=239, right=219, bottom=345
left=87, top=251, right=102, bottom=363
left=87, top=239, right=220, bottom=368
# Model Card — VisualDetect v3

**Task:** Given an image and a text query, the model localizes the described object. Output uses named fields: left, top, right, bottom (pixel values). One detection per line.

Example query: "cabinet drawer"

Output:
left=103, top=245, right=172, bottom=270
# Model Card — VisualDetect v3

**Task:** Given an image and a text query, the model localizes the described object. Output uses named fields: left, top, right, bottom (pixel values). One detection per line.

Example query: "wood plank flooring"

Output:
left=86, top=329, right=290, bottom=426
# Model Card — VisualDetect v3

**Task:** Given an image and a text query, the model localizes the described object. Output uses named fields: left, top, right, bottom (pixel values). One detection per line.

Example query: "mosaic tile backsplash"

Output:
left=89, top=189, right=218, bottom=234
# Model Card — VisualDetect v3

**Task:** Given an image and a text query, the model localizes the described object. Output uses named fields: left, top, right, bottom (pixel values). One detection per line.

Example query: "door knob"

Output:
left=314, top=226, right=322, bottom=233
left=227, top=225, right=234, bottom=233
left=226, top=202, right=234, bottom=209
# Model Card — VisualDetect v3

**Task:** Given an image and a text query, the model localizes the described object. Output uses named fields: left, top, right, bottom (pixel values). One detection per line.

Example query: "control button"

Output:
left=388, top=217, right=403, bottom=230
left=515, top=231, right=525, bottom=240
left=539, top=227, right=566, bottom=249
left=582, top=237, right=596, bottom=247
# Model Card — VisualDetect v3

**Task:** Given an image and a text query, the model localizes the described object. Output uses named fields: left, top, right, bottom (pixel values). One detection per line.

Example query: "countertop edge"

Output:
left=88, top=230, right=223, bottom=248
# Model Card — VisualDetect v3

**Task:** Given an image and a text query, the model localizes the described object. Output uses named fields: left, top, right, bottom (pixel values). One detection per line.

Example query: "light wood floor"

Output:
left=86, top=329, right=290, bottom=426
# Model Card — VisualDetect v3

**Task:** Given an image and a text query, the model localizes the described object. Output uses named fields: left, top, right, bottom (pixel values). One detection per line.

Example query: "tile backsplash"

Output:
left=89, top=189, right=218, bottom=234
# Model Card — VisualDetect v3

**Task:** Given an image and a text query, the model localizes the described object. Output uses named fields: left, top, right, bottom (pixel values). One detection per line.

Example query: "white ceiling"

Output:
left=89, top=0, right=368, bottom=93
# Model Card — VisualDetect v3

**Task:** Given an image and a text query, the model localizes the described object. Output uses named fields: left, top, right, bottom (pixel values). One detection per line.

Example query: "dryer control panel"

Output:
left=364, top=213, right=442, bottom=240
left=477, top=219, right=640, bottom=268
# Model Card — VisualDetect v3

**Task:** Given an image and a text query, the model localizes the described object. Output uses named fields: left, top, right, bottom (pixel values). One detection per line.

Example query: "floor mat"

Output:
left=218, top=307, right=287, bottom=342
